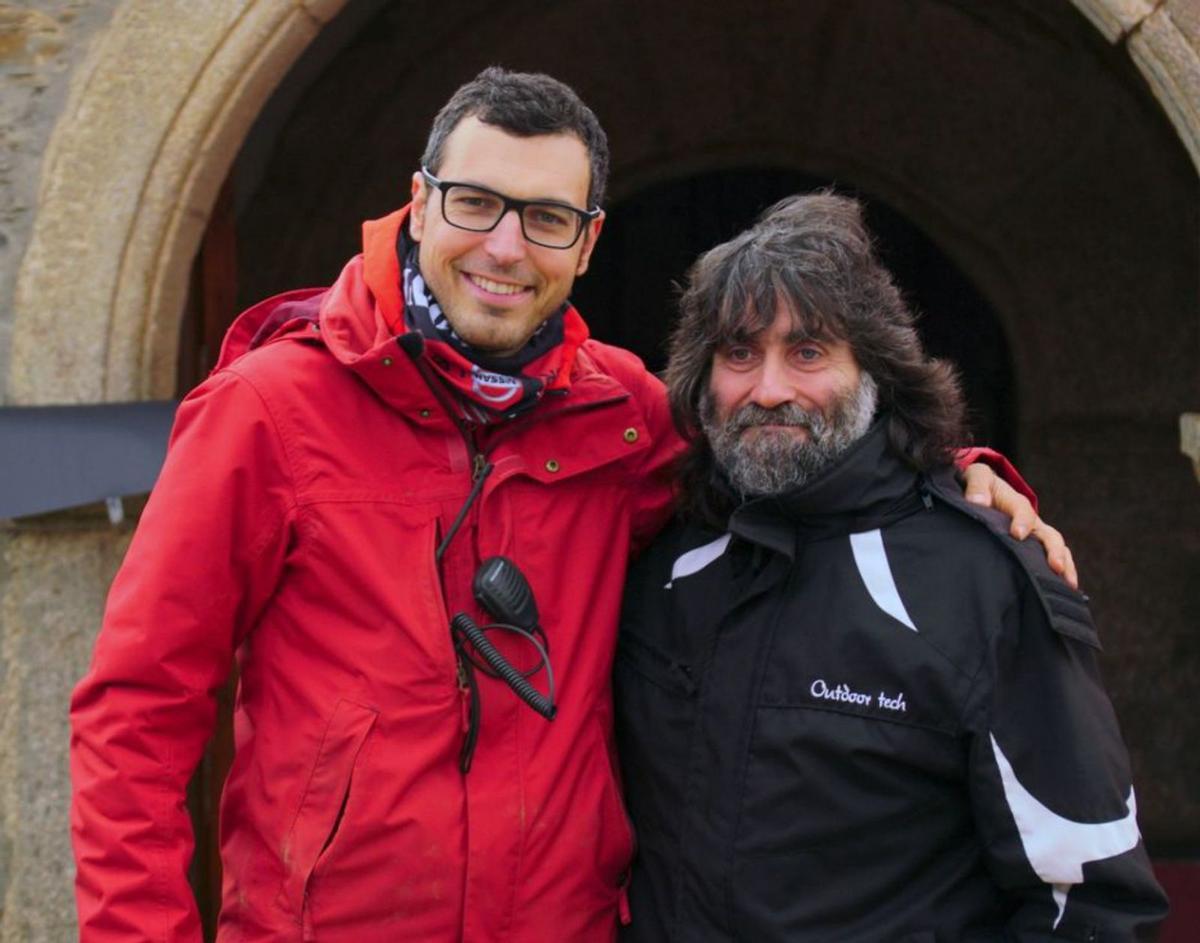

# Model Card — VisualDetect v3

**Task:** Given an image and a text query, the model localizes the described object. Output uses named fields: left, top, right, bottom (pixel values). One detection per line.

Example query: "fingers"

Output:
left=958, top=462, right=1080, bottom=591
left=1061, top=544, right=1079, bottom=591
left=979, top=473, right=1037, bottom=538
left=962, top=463, right=996, bottom=507
left=1002, top=487, right=1038, bottom=539
left=1026, top=519, right=1080, bottom=591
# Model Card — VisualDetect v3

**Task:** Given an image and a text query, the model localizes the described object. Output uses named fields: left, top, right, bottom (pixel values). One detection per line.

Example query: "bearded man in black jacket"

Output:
left=615, top=193, right=1168, bottom=942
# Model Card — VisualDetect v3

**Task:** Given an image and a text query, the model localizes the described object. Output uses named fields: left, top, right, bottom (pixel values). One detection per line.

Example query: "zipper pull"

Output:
left=919, top=476, right=934, bottom=511
left=457, top=660, right=471, bottom=732
left=435, top=459, right=493, bottom=563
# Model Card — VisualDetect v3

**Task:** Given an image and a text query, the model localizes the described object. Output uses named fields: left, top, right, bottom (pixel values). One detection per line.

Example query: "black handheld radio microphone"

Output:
left=451, top=557, right=556, bottom=721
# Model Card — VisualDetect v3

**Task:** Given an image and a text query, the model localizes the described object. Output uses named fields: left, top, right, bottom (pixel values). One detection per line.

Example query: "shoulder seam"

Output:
left=220, top=366, right=303, bottom=532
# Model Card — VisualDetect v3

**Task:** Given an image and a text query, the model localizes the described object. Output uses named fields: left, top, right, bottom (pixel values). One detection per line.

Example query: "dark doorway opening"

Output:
left=573, top=168, right=1017, bottom=457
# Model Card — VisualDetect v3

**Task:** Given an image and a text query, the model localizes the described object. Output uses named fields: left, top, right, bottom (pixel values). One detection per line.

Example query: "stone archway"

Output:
left=6, top=0, right=351, bottom=406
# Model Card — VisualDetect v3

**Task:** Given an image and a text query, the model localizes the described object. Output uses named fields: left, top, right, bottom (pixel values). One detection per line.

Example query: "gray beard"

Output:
left=702, top=373, right=879, bottom=497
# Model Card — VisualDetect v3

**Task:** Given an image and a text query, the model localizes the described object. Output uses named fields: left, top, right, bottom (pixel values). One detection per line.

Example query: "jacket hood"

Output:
left=212, top=288, right=326, bottom=371
left=211, top=207, right=415, bottom=374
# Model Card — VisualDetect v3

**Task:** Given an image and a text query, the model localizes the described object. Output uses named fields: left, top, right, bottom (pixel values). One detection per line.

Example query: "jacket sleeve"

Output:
left=954, top=445, right=1039, bottom=513
left=69, top=369, right=297, bottom=942
left=965, top=565, right=1167, bottom=940
left=626, top=366, right=686, bottom=556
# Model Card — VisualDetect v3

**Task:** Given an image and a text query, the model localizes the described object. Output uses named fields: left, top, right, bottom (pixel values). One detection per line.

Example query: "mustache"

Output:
left=725, top=403, right=823, bottom=434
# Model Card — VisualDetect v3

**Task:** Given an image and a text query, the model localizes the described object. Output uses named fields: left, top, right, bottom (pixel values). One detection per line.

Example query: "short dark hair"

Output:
left=667, top=192, right=968, bottom=527
left=421, top=67, right=610, bottom=210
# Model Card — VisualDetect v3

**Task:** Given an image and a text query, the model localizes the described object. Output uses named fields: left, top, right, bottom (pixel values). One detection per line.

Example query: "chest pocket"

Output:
left=494, top=386, right=653, bottom=487
left=738, top=557, right=974, bottom=858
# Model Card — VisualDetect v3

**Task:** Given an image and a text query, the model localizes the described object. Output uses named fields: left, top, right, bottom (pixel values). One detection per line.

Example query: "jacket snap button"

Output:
left=382, top=357, right=393, bottom=367
left=545, top=459, right=560, bottom=473
left=309, top=322, right=319, bottom=331
left=623, top=427, right=639, bottom=443
left=419, top=408, right=431, bottom=418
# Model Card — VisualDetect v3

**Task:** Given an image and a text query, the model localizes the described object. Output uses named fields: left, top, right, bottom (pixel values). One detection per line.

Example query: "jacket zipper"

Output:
left=400, top=342, right=499, bottom=774
left=432, top=437, right=493, bottom=773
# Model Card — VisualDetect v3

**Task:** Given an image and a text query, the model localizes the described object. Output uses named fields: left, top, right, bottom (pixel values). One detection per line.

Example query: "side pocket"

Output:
left=276, top=699, right=378, bottom=920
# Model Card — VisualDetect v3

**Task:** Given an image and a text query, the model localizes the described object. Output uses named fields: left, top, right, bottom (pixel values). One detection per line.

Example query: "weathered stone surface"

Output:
left=0, top=1, right=123, bottom=408
left=0, top=517, right=132, bottom=942
left=1130, top=5, right=1200, bottom=171
left=1183, top=412, right=1200, bottom=480
left=7, top=0, right=333, bottom=405
left=132, top=3, right=327, bottom=398
left=1168, top=0, right=1200, bottom=48
left=1069, top=0, right=1159, bottom=41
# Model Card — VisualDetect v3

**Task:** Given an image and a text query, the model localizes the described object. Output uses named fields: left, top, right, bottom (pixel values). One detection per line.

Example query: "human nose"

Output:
left=483, top=208, right=528, bottom=266
left=749, top=354, right=795, bottom=409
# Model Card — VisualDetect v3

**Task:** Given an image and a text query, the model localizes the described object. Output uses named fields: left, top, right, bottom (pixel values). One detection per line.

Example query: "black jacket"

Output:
left=615, top=423, right=1166, bottom=942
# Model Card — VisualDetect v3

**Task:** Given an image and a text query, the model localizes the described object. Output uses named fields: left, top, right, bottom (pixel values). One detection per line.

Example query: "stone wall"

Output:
left=0, top=511, right=132, bottom=941
left=0, top=1, right=122, bottom=406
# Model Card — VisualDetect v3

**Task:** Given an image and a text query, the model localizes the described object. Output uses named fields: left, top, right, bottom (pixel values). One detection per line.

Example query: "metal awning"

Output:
left=0, top=401, right=177, bottom=520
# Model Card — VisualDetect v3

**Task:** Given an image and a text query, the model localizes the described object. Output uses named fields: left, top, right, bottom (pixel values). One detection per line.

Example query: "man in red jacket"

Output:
left=69, top=68, right=1066, bottom=942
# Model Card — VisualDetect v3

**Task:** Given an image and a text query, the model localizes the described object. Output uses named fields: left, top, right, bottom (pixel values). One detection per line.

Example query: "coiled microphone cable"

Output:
left=450, top=613, right=555, bottom=720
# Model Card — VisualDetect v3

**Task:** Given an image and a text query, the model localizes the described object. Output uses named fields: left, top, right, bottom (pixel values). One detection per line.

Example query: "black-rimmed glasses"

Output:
left=421, top=167, right=600, bottom=250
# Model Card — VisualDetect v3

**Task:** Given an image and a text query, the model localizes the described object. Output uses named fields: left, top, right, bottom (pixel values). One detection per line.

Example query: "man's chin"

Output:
left=741, top=425, right=811, bottom=446
left=446, top=310, right=538, bottom=356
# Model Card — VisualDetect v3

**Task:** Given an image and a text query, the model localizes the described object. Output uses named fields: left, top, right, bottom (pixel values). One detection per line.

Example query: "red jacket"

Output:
left=70, top=208, right=682, bottom=941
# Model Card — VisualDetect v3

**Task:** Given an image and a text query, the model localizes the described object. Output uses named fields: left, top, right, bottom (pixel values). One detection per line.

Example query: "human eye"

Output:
left=448, top=187, right=501, bottom=216
left=791, top=343, right=824, bottom=365
left=525, top=204, right=574, bottom=232
left=719, top=344, right=758, bottom=368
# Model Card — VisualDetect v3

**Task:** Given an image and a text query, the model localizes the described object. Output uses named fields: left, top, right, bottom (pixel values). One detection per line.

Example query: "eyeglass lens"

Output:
left=441, top=185, right=583, bottom=248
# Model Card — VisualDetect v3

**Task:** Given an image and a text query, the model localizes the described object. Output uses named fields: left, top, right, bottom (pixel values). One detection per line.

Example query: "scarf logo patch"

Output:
left=471, top=367, right=522, bottom=404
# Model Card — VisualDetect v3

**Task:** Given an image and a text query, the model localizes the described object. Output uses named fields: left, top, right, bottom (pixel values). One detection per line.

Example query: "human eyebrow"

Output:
left=463, top=180, right=586, bottom=210
left=718, top=329, right=760, bottom=348
left=783, top=326, right=834, bottom=345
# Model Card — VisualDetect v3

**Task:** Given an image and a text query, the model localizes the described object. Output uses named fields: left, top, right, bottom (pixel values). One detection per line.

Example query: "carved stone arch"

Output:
left=1071, top=0, right=1200, bottom=171
left=7, top=0, right=350, bottom=405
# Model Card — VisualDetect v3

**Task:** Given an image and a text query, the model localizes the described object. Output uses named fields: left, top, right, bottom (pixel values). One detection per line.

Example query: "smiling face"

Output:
left=703, top=302, right=877, bottom=495
left=408, top=117, right=604, bottom=356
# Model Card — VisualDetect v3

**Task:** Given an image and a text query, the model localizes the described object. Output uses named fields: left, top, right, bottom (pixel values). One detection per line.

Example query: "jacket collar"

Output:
left=216, top=205, right=599, bottom=419
left=328, top=207, right=593, bottom=409
left=728, top=420, right=929, bottom=557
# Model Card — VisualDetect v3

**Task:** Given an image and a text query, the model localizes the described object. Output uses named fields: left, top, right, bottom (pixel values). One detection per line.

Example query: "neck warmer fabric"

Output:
left=400, top=238, right=574, bottom=424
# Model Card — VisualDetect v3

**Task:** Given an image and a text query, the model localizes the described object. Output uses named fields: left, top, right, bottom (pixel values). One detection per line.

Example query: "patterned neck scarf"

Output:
left=401, top=239, right=570, bottom=423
